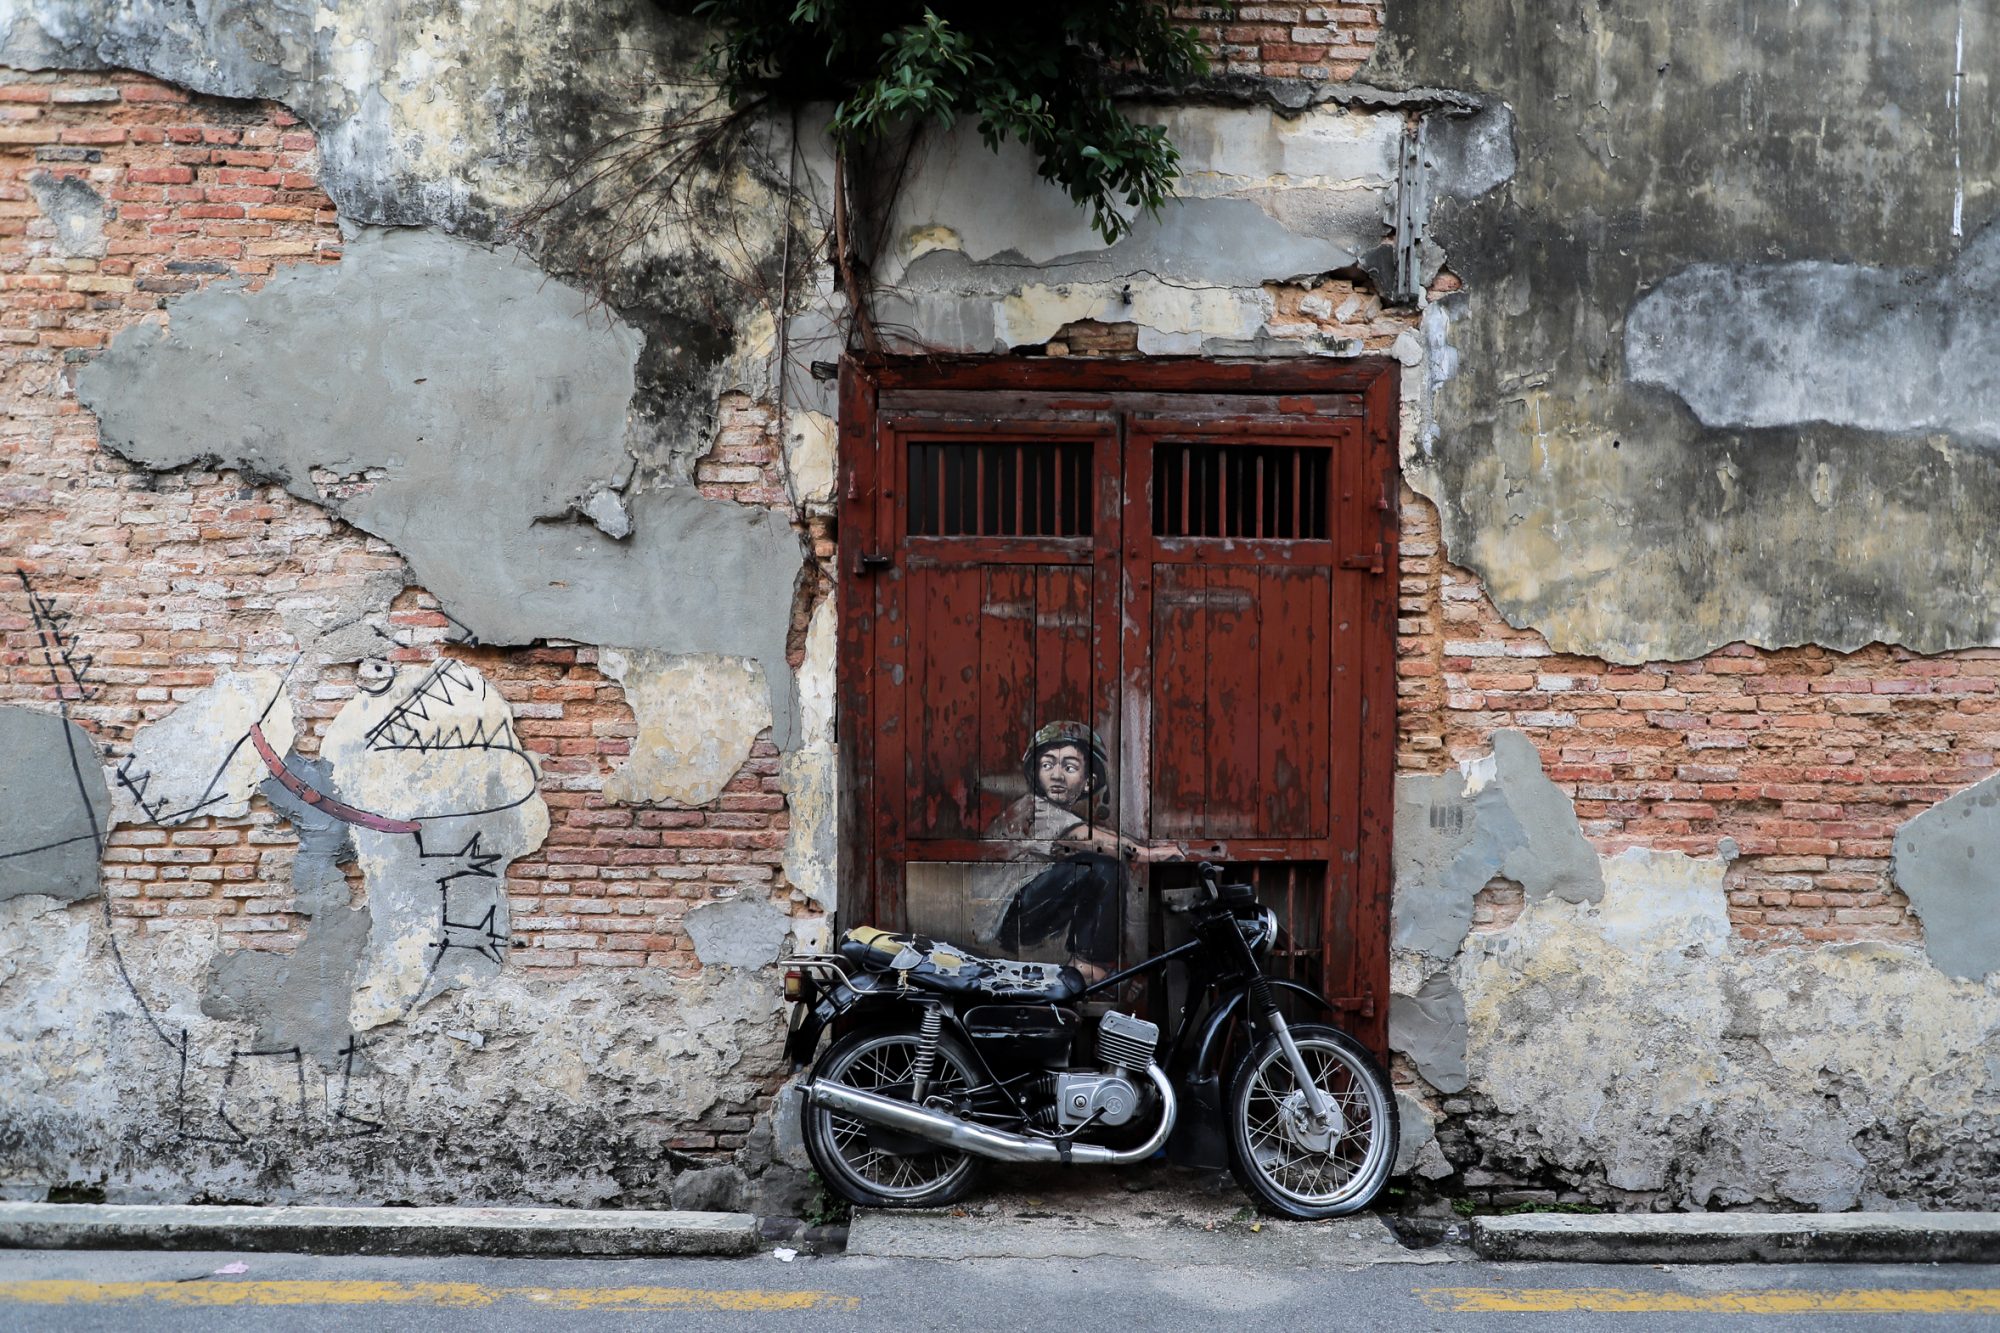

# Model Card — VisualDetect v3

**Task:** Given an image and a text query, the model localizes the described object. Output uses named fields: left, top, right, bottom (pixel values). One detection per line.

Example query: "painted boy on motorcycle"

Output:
left=987, top=720, right=1182, bottom=982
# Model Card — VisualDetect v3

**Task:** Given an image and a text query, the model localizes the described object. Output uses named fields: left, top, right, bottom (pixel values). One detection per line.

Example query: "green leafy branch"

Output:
left=693, top=2, right=1227, bottom=246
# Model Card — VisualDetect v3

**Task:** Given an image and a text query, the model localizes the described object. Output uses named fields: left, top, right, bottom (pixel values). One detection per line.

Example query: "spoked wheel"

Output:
left=802, top=1026, right=984, bottom=1209
left=1226, top=1022, right=1397, bottom=1219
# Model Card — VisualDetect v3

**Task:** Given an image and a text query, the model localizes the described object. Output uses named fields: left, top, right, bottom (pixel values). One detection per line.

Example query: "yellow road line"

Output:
left=0, top=1279, right=859, bottom=1312
left=1420, top=1286, right=2000, bottom=1315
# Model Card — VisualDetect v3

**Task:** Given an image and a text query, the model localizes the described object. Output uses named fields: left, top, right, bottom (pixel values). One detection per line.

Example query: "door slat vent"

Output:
left=1152, top=442, right=1329, bottom=540
left=908, top=441, right=1093, bottom=537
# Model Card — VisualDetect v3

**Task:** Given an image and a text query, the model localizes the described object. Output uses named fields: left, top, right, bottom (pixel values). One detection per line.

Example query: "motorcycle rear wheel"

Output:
left=802, top=1025, right=985, bottom=1209
left=1225, top=1022, right=1397, bottom=1219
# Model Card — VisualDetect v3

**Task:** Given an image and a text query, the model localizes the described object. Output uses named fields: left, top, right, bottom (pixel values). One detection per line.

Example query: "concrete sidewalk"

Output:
left=1473, top=1212, right=2000, bottom=1264
left=843, top=1166, right=1455, bottom=1268
left=0, top=1202, right=760, bottom=1258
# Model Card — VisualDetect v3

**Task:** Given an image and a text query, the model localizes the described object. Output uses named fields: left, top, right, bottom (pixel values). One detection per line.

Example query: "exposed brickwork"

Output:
left=1266, top=275, right=1414, bottom=348
left=696, top=393, right=793, bottom=509
left=1173, top=3, right=1385, bottom=83
left=1397, top=490, right=1968, bottom=948
left=1, top=70, right=816, bottom=990
left=692, top=391, right=836, bottom=668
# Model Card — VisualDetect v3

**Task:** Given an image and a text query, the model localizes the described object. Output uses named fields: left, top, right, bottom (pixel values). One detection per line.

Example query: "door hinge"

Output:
left=1340, top=544, right=1385, bottom=575
left=856, top=552, right=893, bottom=575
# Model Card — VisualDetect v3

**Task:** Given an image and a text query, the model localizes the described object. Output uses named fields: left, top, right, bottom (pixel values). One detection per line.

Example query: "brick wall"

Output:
left=1, top=69, right=815, bottom=1018
left=1396, top=493, right=1967, bottom=946
left=1173, top=3, right=1385, bottom=83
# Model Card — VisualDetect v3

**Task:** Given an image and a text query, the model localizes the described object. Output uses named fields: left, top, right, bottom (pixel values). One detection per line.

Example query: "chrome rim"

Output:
left=814, top=1034, right=976, bottom=1201
left=1241, top=1035, right=1391, bottom=1208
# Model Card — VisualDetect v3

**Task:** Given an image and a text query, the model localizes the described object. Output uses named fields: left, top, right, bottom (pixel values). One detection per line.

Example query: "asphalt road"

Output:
left=1, top=1247, right=1997, bottom=1331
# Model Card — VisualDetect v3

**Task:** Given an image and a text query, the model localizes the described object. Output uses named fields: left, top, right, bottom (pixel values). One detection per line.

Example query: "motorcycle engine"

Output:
left=1045, top=1011, right=1160, bottom=1129
left=1052, top=1071, right=1142, bottom=1127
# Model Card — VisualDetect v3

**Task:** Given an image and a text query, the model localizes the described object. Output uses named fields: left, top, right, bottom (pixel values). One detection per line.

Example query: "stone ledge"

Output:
left=1472, top=1212, right=2000, bottom=1265
left=0, top=1203, right=760, bottom=1258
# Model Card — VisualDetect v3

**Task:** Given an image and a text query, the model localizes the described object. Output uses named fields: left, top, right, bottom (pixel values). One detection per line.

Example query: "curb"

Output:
left=1472, top=1212, right=2000, bottom=1265
left=0, top=1202, right=761, bottom=1259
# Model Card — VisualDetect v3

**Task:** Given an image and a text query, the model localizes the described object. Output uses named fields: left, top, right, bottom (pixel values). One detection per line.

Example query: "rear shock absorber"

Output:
left=909, top=1004, right=943, bottom=1105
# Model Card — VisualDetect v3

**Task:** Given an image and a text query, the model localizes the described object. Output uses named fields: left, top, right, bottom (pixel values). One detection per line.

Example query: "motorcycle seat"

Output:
left=837, top=925, right=1086, bottom=1003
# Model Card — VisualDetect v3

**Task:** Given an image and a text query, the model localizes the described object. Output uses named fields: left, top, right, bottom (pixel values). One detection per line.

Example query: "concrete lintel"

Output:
left=0, top=1203, right=760, bottom=1259
left=1472, top=1212, right=2000, bottom=1265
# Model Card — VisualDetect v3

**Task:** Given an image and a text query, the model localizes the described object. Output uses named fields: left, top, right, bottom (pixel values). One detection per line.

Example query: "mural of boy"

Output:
left=986, top=720, right=1182, bottom=981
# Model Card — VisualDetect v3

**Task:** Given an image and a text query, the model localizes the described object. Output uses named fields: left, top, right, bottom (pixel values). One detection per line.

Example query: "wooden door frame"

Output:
left=836, top=355, right=1400, bottom=1054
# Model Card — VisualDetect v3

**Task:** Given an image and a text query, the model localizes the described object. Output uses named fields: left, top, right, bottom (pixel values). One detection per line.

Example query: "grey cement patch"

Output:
left=79, top=228, right=803, bottom=746
left=0, top=707, right=108, bottom=904
left=201, top=759, right=367, bottom=1069
left=1388, top=730, right=1601, bottom=1093
left=685, top=897, right=792, bottom=970
left=1391, top=729, right=1602, bottom=963
left=1891, top=772, right=2000, bottom=981
left=1627, top=223, right=2000, bottom=444
left=1485, top=731, right=1602, bottom=904
left=26, top=169, right=104, bottom=258
left=1389, top=972, right=1468, bottom=1094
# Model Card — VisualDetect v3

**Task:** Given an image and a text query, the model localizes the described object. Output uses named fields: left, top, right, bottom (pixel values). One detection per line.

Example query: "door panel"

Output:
left=1130, top=424, right=1344, bottom=845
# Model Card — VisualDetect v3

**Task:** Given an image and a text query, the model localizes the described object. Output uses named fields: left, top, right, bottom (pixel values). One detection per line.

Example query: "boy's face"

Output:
left=1035, top=743, right=1092, bottom=807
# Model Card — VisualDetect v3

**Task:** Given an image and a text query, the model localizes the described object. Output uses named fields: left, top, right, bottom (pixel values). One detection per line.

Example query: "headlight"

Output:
left=1237, top=906, right=1279, bottom=956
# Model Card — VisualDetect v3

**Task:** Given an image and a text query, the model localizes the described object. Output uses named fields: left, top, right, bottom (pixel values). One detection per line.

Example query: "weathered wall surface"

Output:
left=1358, top=1, right=2000, bottom=1211
left=0, top=9, right=1420, bottom=1209
left=7, top=0, right=2000, bottom=1220
left=0, top=70, right=814, bottom=1210
left=1390, top=496, right=2000, bottom=1209
left=1367, top=0, right=2000, bottom=662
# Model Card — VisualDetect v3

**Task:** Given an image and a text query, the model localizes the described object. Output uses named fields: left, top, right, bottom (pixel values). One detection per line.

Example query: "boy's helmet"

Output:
left=1021, top=720, right=1110, bottom=793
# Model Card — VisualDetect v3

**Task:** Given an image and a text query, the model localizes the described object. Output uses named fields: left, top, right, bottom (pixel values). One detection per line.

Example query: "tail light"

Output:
left=784, top=968, right=805, bottom=1002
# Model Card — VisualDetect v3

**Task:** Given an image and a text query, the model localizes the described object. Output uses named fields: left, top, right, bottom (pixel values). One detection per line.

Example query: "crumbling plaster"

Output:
left=2, top=884, right=791, bottom=1205
left=597, top=649, right=770, bottom=809
left=1392, top=731, right=2000, bottom=1208
left=1460, top=849, right=2000, bottom=1210
left=108, top=671, right=294, bottom=828
left=77, top=228, right=806, bottom=748
left=1389, top=730, right=1600, bottom=1092
left=782, top=101, right=1417, bottom=373
left=3, top=0, right=786, bottom=482
left=1367, top=0, right=2000, bottom=660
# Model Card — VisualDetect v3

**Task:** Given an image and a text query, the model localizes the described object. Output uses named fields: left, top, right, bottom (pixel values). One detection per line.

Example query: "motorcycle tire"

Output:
left=1225, top=1021, right=1398, bottom=1219
left=801, top=1024, right=986, bottom=1210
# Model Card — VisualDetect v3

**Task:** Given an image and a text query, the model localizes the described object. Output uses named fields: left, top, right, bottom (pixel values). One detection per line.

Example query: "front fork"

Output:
left=1245, top=966, right=1339, bottom=1130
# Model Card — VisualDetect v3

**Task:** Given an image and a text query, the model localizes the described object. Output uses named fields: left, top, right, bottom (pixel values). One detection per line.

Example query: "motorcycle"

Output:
left=781, top=863, right=1397, bottom=1217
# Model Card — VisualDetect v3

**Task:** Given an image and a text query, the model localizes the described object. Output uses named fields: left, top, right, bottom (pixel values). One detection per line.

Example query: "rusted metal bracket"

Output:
left=1341, top=543, right=1386, bottom=575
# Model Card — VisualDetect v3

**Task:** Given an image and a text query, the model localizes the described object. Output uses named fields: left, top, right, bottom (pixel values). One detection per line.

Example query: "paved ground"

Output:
left=2, top=1247, right=1998, bottom=1331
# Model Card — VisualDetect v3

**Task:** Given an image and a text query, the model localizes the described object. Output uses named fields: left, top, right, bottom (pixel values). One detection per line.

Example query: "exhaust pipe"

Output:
left=808, top=1064, right=1177, bottom=1165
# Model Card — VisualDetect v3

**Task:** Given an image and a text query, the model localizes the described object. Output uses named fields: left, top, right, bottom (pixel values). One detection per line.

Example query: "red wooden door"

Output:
left=839, top=361, right=1397, bottom=1054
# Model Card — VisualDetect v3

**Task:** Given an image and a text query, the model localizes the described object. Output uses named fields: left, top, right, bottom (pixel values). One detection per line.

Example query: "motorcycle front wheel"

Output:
left=1226, top=1022, right=1397, bottom=1219
left=802, top=1025, right=985, bottom=1209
